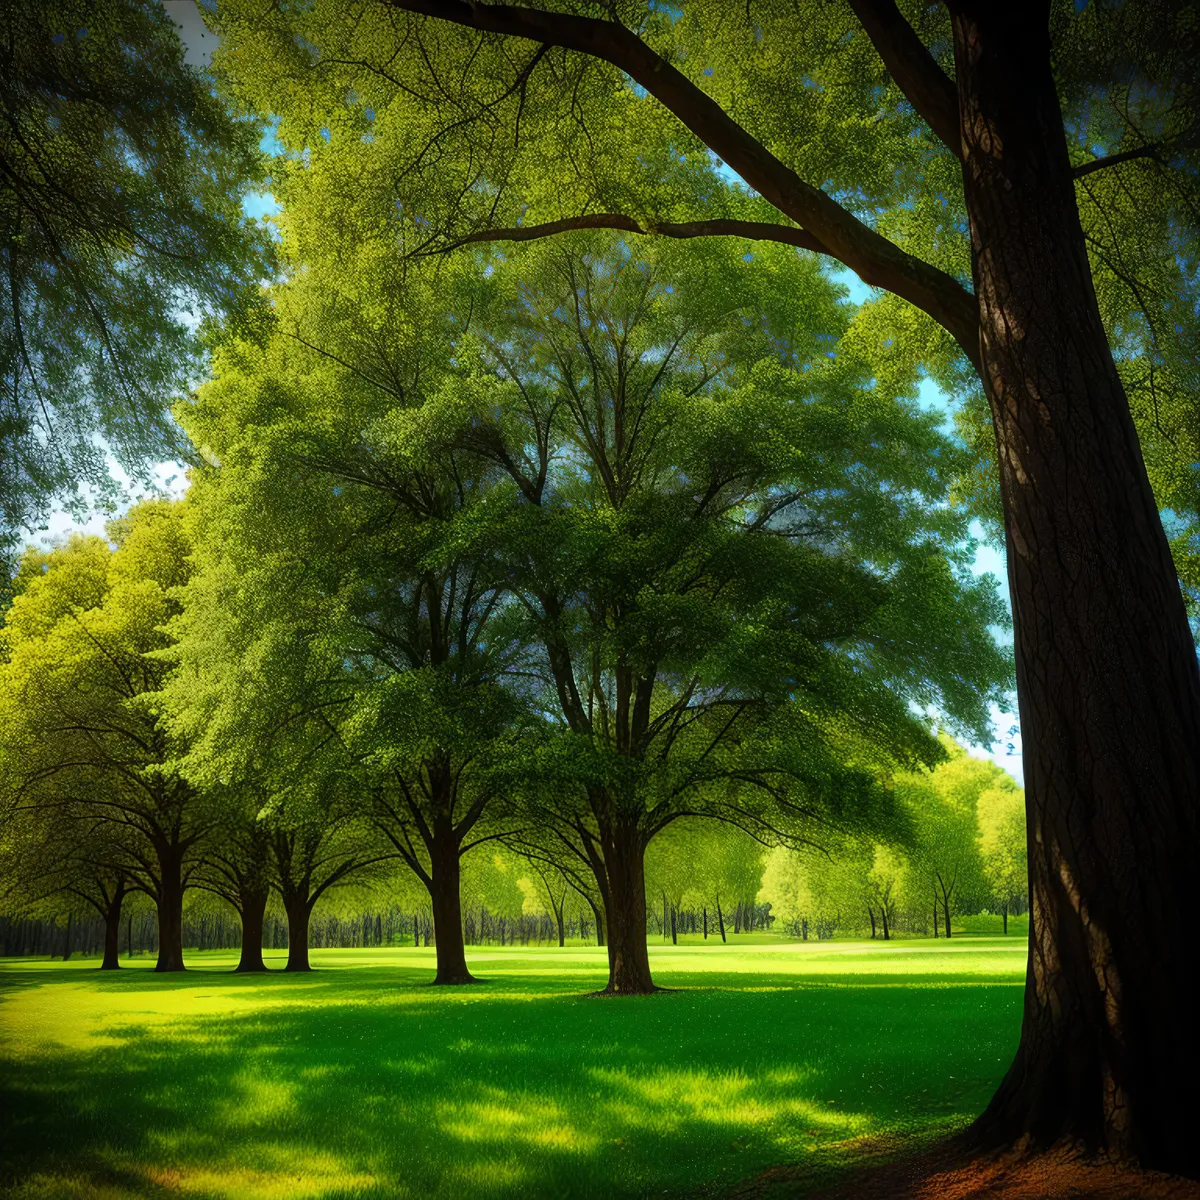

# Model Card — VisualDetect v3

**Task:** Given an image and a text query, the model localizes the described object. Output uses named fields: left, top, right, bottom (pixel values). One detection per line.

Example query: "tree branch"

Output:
left=436, top=213, right=830, bottom=255
left=382, top=0, right=981, bottom=368
left=846, top=0, right=961, bottom=159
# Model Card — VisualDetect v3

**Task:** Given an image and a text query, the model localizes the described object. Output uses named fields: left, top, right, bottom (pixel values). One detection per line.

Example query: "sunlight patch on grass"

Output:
left=439, top=1091, right=601, bottom=1155
left=1, top=939, right=1027, bottom=1199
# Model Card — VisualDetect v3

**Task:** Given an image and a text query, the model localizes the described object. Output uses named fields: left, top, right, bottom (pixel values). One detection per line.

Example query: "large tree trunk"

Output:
left=953, top=5, right=1200, bottom=1172
left=599, top=818, right=655, bottom=994
left=154, top=844, right=186, bottom=972
left=234, top=881, right=270, bottom=973
left=284, top=897, right=311, bottom=972
left=428, top=839, right=474, bottom=985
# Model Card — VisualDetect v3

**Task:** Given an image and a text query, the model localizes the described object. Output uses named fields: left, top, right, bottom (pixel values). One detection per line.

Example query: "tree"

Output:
left=207, top=0, right=1200, bottom=1165
left=446, top=236, right=1007, bottom=992
left=0, top=502, right=203, bottom=971
left=0, top=0, right=267, bottom=570
left=164, top=260, right=528, bottom=985
left=977, top=785, right=1028, bottom=935
left=901, top=747, right=992, bottom=939
left=190, top=788, right=273, bottom=972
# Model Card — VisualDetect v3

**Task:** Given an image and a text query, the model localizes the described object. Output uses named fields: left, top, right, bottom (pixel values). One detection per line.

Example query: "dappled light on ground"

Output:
left=0, top=940, right=1024, bottom=1198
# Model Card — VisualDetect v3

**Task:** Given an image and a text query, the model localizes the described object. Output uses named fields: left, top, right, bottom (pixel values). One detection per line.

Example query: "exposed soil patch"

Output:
left=734, top=1141, right=1200, bottom=1199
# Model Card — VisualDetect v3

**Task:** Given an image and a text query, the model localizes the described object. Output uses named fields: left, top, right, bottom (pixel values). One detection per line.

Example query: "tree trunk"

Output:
left=61, top=912, right=73, bottom=961
left=234, top=881, right=270, bottom=973
left=950, top=6, right=1200, bottom=1172
left=716, top=896, right=726, bottom=943
left=1003, top=901, right=1008, bottom=936
left=881, top=907, right=890, bottom=942
left=932, top=895, right=939, bottom=938
left=556, top=907, right=565, bottom=948
left=703, top=906, right=708, bottom=939
left=867, top=905, right=876, bottom=940
left=154, top=845, right=186, bottom=972
left=600, top=819, right=655, bottom=993
left=284, top=897, right=311, bottom=971
left=101, top=900, right=123, bottom=970
left=428, top=841, right=474, bottom=984
left=670, top=903, right=677, bottom=945
left=942, top=888, right=953, bottom=939
left=586, top=896, right=606, bottom=947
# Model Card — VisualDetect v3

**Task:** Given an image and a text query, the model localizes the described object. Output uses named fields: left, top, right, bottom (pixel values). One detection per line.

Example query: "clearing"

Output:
left=0, top=938, right=1025, bottom=1199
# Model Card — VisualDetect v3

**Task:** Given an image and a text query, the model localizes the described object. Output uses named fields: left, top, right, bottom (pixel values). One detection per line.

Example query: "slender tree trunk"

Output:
left=881, top=907, right=890, bottom=942
left=586, top=896, right=606, bottom=947
left=234, top=881, right=270, bottom=973
left=284, top=896, right=311, bottom=971
left=101, top=900, right=123, bottom=970
left=428, top=840, right=474, bottom=985
left=703, top=906, right=708, bottom=939
left=61, top=912, right=73, bottom=961
left=154, top=844, right=186, bottom=972
left=556, top=906, right=565, bottom=948
left=948, top=7, right=1200, bottom=1171
left=867, top=905, right=876, bottom=940
left=600, top=818, right=655, bottom=993
left=670, top=903, right=677, bottom=945
left=1002, top=901, right=1009, bottom=936
left=943, top=887, right=953, bottom=939
left=716, top=896, right=726, bottom=943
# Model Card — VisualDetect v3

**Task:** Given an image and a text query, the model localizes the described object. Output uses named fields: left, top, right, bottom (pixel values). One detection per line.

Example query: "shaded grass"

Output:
left=0, top=939, right=1025, bottom=1199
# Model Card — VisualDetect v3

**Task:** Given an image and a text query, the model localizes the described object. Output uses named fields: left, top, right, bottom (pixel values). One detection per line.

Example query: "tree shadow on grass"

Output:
left=0, top=957, right=1023, bottom=1199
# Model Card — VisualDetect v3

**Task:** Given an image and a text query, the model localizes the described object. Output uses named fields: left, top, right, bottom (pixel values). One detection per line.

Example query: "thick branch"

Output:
left=439, top=213, right=829, bottom=255
left=383, top=0, right=981, bottom=368
left=846, top=0, right=961, bottom=158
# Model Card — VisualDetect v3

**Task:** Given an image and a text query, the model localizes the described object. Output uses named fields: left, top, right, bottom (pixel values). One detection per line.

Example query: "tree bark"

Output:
left=1002, top=901, right=1008, bottom=937
left=234, top=881, right=270, bottom=973
left=950, top=5, right=1200, bottom=1172
left=881, top=907, right=890, bottom=942
left=284, top=897, right=311, bottom=971
left=600, top=818, right=655, bottom=993
left=153, top=843, right=186, bottom=972
left=716, top=896, right=726, bottom=943
left=586, top=896, right=606, bottom=946
left=101, top=902, right=122, bottom=969
left=428, top=839, right=474, bottom=984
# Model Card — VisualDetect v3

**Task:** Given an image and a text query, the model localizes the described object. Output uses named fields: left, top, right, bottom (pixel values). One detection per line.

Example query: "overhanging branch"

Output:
left=846, top=0, right=961, bottom=159
left=435, top=213, right=830, bottom=256
left=382, top=0, right=982, bottom=369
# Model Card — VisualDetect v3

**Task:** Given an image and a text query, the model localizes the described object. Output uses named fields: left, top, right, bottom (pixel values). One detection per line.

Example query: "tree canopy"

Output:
left=0, top=0, right=268, bottom=574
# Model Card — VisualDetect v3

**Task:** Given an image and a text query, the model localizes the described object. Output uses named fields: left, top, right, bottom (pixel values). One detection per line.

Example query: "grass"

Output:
left=0, top=936, right=1026, bottom=1200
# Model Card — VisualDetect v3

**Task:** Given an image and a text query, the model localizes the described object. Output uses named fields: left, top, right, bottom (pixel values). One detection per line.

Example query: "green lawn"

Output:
left=0, top=938, right=1026, bottom=1199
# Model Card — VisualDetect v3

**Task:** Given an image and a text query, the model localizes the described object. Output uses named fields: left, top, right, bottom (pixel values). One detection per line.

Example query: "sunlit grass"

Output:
left=0, top=938, right=1025, bottom=1199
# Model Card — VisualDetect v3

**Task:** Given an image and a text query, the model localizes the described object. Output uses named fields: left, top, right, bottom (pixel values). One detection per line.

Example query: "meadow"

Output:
left=0, top=933, right=1027, bottom=1200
